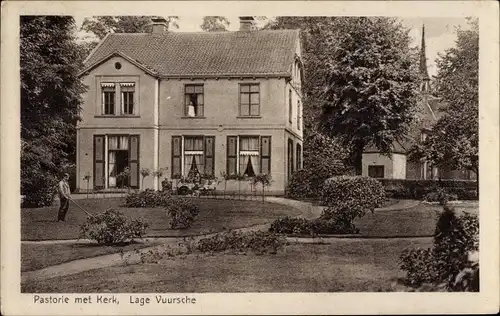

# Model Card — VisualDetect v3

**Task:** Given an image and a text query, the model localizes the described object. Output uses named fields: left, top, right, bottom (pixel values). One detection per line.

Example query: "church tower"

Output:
left=419, top=24, right=431, bottom=93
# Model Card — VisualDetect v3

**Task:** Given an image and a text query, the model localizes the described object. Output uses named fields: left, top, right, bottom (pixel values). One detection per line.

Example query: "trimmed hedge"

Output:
left=379, top=179, right=477, bottom=200
left=321, top=176, right=386, bottom=217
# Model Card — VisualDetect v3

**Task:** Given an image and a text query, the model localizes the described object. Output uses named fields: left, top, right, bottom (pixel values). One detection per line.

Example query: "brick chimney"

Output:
left=151, top=17, right=168, bottom=33
left=239, top=16, right=255, bottom=31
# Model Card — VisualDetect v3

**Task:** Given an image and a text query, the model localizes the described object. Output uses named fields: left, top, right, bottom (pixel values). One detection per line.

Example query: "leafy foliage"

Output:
left=399, top=205, right=479, bottom=290
left=125, top=189, right=172, bottom=208
left=424, top=187, right=458, bottom=205
left=79, top=209, right=148, bottom=244
left=318, top=17, right=420, bottom=173
left=81, top=16, right=179, bottom=40
left=287, top=132, right=353, bottom=198
left=269, top=211, right=359, bottom=236
left=200, top=16, right=230, bottom=32
left=21, top=16, right=86, bottom=206
left=409, top=19, right=479, bottom=187
left=166, top=199, right=200, bottom=229
left=321, top=176, right=386, bottom=217
left=197, top=231, right=286, bottom=254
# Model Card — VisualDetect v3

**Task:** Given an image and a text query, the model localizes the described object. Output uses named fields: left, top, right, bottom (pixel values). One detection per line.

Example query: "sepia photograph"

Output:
left=1, top=1, right=499, bottom=315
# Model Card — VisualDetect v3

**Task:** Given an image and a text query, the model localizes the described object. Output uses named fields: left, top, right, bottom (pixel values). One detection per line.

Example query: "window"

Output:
left=287, top=139, right=294, bottom=180
left=289, top=89, right=293, bottom=123
left=239, top=84, right=260, bottom=116
left=171, top=136, right=215, bottom=179
left=296, top=143, right=302, bottom=170
left=101, top=83, right=116, bottom=115
left=120, top=83, right=135, bottom=115
left=93, top=135, right=140, bottom=189
left=239, top=136, right=260, bottom=177
left=227, top=136, right=271, bottom=176
left=368, top=165, right=385, bottom=178
left=297, top=100, right=301, bottom=130
left=185, top=85, right=204, bottom=117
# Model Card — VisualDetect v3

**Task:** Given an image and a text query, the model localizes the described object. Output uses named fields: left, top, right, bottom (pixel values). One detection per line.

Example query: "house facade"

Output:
left=361, top=25, right=476, bottom=181
left=77, top=17, right=304, bottom=195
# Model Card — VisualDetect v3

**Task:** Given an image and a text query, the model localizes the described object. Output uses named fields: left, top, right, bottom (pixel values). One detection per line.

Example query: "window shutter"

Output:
left=204, top=136, right=215, bottom=177
left=260, top=136, right=271, bottom=175
left=129, top=135, right=140, bottom=188
left=172, top=136, right=182, bottom=178
left=93, top=135, right=105, bottom=189
left=227, top=136, right=237, bottom=175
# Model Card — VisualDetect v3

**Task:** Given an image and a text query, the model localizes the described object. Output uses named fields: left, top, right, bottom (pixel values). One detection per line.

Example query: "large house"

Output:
left=361, top=25, right=476, bottom=181
left=76, top=17, right=304, bottom=195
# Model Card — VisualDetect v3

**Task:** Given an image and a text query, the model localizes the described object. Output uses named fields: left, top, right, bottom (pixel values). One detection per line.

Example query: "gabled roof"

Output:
left=82, top=30, right=300, bottom=78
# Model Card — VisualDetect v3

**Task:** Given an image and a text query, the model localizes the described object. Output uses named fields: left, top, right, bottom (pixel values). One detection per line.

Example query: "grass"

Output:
left=21, top=198, right=301, bottom=241
left=353, top=203, right=479, bottom=238
left=21, top=241, right=158, bottom=272
left=21, top=238, right=433, bottom=293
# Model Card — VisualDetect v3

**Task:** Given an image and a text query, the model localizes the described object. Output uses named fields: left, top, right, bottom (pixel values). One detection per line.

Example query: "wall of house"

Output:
left=362, top=153, right=407, bottom=179
left=79, top=56, right=157, bottom=129
left=76, top=128, right=157, bottom=191
left=158, top=128, right=287, bottom=194
left=158, top=78, right=288, bottom=129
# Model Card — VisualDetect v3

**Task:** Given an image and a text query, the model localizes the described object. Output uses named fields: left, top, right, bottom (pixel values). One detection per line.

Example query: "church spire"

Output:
left=419, top=24, right=430, bottom=81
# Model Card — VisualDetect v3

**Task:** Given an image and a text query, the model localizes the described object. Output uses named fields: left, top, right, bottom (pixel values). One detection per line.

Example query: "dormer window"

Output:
left=101, top=83, right=116, bottom=115
left=185, top=84, right=204, bottom=117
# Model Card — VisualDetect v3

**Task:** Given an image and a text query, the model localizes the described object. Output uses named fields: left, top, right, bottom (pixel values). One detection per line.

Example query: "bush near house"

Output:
left=321, top=176, right=386, bottom=216
left=424, top=188, right=458, bottom=205
left=379, top=179, right=478, bottom=200
left=125, top=189, right=172, bottom=208
left=399, top=205, right=479, bottom=291
left=79, top=209, right=148, bottom=244
left=166, top=198, right=200, bottom=229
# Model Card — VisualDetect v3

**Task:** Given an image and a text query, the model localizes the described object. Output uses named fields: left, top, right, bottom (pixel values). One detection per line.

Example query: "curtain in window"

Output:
left=108, top=136, right=119, bottom=150
left=240, top=137, right=259, bottom=151
left=119, top=136, right=129, bottom=150
left=108, top=151, right=117, bottom=187
left=239, top=152, right=259, bottom=176
left=184, top=137, right=203, bottom=151
left=184, top=154, right=204, bottom=177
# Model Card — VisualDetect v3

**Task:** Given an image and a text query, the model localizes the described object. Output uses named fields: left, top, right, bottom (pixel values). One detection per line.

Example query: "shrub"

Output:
left=379, top=179, right=477, bottom=200
left=79, top=209, right=148, bottom=244
left=166, top=198, right=200, bottom=229
left=269, top=208, right=359, bottom=236
left=286, top=169, right=313, bottom=199
left=160, top=179, right=172, bottom=192
left=399, top=206, right=479, bottom=290
left=424, top=187, right=458, bottom=205
left=125, top=189, right=171, bottom=208
left=269, top=216, right=312, bottom=235
left=197, top=231, right=286, bottom=254
left=21, top=174, right=58, bottom=207
left=321, top=176, right=385, bottom=218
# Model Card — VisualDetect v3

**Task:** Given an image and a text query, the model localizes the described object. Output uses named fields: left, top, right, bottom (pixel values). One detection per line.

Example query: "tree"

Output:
left=318, top=17, right=420, bottom=174
left=81, top=16, right=179, bottom=40
left=200, top=16, right=230, bottom=32
left=410, top=20, right=479, bottom=187
left=21, top=16, right=87, bottom=206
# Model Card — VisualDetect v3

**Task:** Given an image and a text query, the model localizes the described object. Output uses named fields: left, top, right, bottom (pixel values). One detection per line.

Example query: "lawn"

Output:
left=21, top=241, right=158, bottom=272
left=353, top=203, right=478, bottom=238
left=21, top=198, right=302, bottom=241
left=21, top=238, right=433, bottom=293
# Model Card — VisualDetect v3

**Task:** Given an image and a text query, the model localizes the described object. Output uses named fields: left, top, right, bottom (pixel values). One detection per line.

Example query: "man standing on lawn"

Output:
left=57, top=173, right=71, bottom=222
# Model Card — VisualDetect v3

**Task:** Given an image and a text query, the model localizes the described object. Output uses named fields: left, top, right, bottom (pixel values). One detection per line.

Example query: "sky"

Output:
left=74, top=16, right=471, bottom=77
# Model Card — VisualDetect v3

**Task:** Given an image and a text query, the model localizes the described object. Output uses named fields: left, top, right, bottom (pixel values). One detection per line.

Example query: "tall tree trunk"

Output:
left=351, top=141, right=365, bottom=175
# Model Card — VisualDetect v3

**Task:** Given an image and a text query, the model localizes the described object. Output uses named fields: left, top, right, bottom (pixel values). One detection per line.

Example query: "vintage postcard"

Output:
left=1, top=0, right=499, bottom=315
